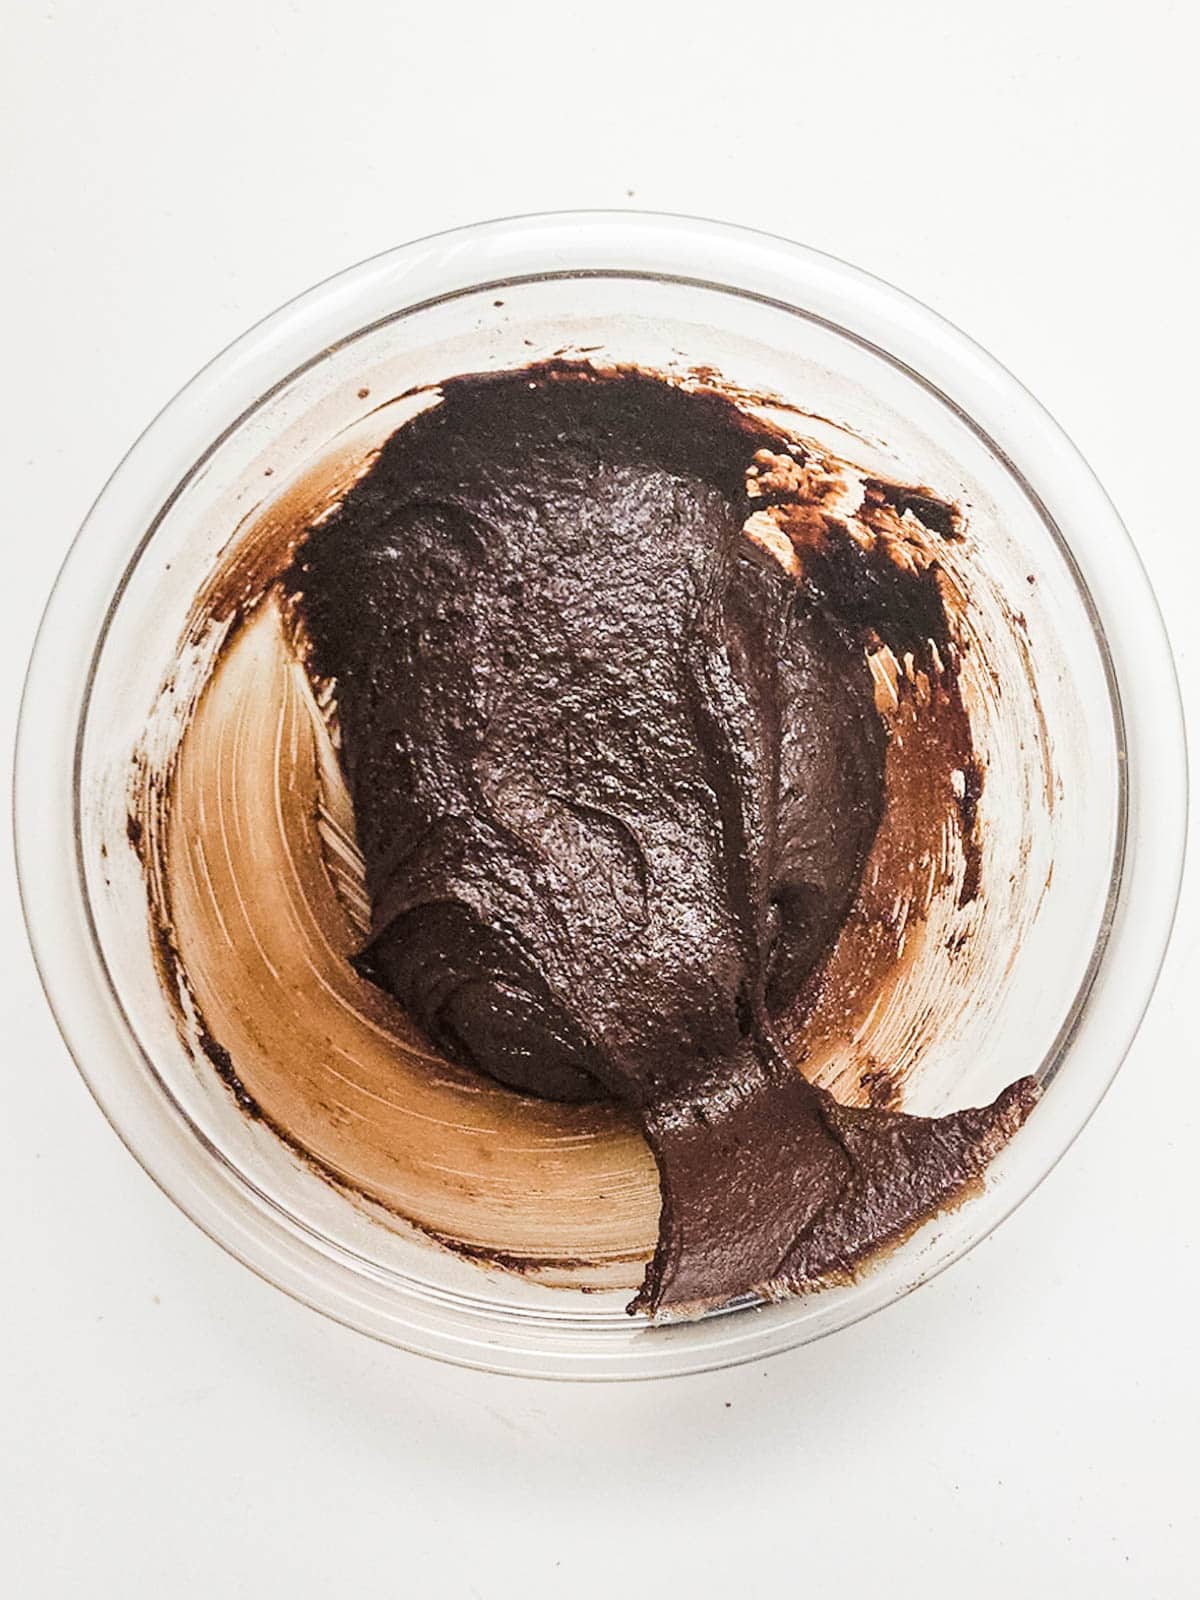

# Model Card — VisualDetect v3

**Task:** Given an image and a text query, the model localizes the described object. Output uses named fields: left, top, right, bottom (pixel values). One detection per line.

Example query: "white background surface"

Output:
left=3, top=3, right=1198, bottom=1594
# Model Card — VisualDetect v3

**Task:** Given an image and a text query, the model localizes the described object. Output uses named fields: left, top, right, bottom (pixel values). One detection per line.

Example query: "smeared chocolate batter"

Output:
left=287, top=365, right=1035, bottom=1316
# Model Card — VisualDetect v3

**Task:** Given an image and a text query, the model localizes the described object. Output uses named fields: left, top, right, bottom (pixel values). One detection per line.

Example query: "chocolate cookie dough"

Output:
left=286, top=365, right=1036, bottom=1317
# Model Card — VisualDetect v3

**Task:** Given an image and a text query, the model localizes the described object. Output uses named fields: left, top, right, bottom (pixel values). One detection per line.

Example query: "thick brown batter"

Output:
left=285, top=365, right=1036, bottom=1317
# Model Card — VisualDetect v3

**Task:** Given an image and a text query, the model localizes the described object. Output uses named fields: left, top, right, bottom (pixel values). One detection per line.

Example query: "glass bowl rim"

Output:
left=14, top=209, right=1187, bottom=1379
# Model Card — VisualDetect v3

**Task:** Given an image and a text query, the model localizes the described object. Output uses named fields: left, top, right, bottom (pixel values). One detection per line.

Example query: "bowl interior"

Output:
left=77, top=265, right=1121, bottom=1371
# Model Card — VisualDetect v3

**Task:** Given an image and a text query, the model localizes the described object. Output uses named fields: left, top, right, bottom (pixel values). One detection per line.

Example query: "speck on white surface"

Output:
left=2, top=3, right=1197, bottom=1595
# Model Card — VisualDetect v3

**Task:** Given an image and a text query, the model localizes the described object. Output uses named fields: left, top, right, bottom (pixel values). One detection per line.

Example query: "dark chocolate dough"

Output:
left=288, top=366, right=1035, bottom=1316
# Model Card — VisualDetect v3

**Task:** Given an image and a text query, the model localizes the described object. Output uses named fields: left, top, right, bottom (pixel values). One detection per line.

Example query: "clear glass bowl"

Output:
left=15, top=212, right=1185, bottom=1379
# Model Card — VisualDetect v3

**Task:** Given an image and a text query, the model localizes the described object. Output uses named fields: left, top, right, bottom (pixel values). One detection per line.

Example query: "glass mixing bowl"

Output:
left=15, top=212, right=1185, bottom=1379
